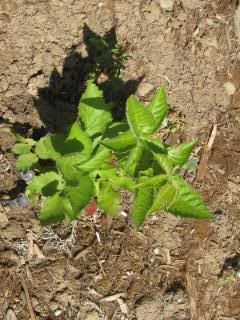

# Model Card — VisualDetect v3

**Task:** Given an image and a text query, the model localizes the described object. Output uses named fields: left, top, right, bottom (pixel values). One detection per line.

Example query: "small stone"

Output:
left=138, top=82, right=154, bottom=97
left=223, top=82, right=236, bottom=96
left=6, top=309, right=17, bottom=320
left=159, top=0, right=174, bottom=12
left=182, top=0, right=203, bottom=10
left=54, top=309, right=62, bottom=317
left=85, top=310, right=99, bottom=320
left=154, top=248, right=160, bottom=255
left=0, top=210, right=9, bottom=228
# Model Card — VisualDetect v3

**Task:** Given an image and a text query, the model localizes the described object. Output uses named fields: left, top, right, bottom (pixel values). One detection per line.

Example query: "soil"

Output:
left=1, top=0, right=240, bottom=319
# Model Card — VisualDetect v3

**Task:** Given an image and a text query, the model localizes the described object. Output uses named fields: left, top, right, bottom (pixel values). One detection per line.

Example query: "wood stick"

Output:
left=21, top=275, right=37, bottom=320
left=197, top=124, right=217, bottom=180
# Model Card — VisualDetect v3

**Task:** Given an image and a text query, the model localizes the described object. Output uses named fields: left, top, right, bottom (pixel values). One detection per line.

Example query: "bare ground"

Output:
left=1, top=0, right=240, bottom=319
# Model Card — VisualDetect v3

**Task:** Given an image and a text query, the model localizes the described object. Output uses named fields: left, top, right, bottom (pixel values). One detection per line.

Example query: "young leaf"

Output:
left=98, top=182, right=120, bottom=216
left=16, top=153, right=38, bottom=171
left=168, top=140, right=197, bottom=166
left=103, top=121, right=129, bottom=139
left=169, top=176, right=213, bottom=219
left=124, top=143, right=144, bottom=177
left=139, top=135, right=166, bottom=154
left=136, top=175, right=168, bottom=188
left=101, top=130, right=136, bottom=153
left=35, top=135, right=84, bottom=160
left=77, top=147, right=110, bottom=173
left=56, top=153, right=88, bottom=183
left=39, top=194, right=65, bottom=225
left=16, top=136, right=36, bottom=146
left=66, top=122, right=92, bottom=155
left=35, top=136, right=60, bottom=160
left=12, top=143, right=31, bottom=155
left=65, top=175, right=95, bottom=214
left=131, top=177, right=154, bottom=229
left=153, top=154, right=173, bottom=174
left=26, top=172, right=64, bottom=202
left=148, top=86, right=168, bottom=127
left=126, top=95, right=157, bottom=136
left=78, top=82, right=112, bottom=137
left=61, top=197, right=76, bottom=222
left=148, top=183, right=178, bottom=215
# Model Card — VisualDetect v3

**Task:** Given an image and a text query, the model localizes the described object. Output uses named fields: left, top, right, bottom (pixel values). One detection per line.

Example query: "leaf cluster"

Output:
left=13, top=82, right=213, bottom=227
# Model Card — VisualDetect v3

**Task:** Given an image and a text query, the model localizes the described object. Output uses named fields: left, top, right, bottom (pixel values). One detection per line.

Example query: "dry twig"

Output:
left=197, top=124, right=217, bottom=180
left=21, top=276, right=37, bottom=320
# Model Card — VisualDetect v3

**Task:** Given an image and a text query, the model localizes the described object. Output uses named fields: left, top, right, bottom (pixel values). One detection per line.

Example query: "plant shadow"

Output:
left=35, top=24, right=143, bottom=133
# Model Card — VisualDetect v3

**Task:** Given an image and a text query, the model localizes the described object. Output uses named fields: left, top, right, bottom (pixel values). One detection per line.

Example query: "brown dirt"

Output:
left=1, top=0, right=240, bottom=319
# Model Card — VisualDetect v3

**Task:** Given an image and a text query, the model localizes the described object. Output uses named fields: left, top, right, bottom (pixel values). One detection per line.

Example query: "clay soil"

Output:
left=1, top=0, right=240, bottom=319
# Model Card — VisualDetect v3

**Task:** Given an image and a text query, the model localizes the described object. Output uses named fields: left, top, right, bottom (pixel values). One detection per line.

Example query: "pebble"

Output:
left=85, top=311, right=99, bottom=320
left=0, top=210, right=9, bottom=228
left=223, top=81, right=236, bottom=96
left=6, top=309, right=17, bottom=320
left=159, top=0, right=174, bottom=12
left=54, top=309, right=62, bottom=317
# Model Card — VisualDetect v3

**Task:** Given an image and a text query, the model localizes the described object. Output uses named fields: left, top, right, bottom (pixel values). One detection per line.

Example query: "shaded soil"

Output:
left=1, top=0, right=240, bottom=319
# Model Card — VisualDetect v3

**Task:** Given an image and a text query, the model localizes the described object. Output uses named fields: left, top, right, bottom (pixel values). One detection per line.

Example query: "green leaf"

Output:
left=61, top=197, right=75, bottom=222
left=148, top=87, right=168, bottom=127
left=148, top=183, right=178, bottom=215
left=136, top=175, right=168, bottom=188
left=153, top=154, right=173, bottom=174
left=168, top=140, right=197, bottom=166
left=16, top=153, right=38, bottom=171
left=98, top=182, right=120, bottom=216
left=169, top=176, right=213, bottom=219
left=101, top=130, right=136, bottom=153
left=35, top=136, right=60, bottom=160
left=56, top=154, right=88, bottom=182
left=103, top=121, right=129, bottom=139
left=113, top=175, right=135, bottom=191
left=78, top=82, right=112, bottom=137
left=131, top=177, right=154, bottom=229
left=26, top=172, right=64, bottom=202
left=65, top=175, right=95, bottom=214
left=139, top=135, right=166, bottom=154
left=35, top=135, right=84, bottom=160
left=39, top=194, right=65, bottom=225
left=16, top=136, right=36, bottom=146
left=66, top=122, right=92, bottom=155
left=13, top=143, right=31, bottom=155
left=77, top=147, right=110, bottom=173
left=126, top=95, right=157, bottom=136
left=124, top=143, right=144, bottom=177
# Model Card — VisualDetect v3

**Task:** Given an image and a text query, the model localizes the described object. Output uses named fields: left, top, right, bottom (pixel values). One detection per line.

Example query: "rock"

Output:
left=6, top=309, right=17, bottom=320
left=223, top=82, right=236, bottom=96
left=0, top=209, right=9, bottom=228
left=54, top=309, right=62, bottom=317
left=85, top=311, right=99, bottom=320
left=138, top=82, right=154, bottom=97
left=159, top=0, right=174, bottom=12
left=182, top=0, right=203, bottom=10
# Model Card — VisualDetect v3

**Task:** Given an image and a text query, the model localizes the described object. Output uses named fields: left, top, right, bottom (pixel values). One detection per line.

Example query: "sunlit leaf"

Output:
left=168, top=140, right=197, bottom=166
left=169, top=176, right=213, bottom=219
left=78, top=82, right=112, bottom=136
left=148, top=86, right=168, bottom=127
left=16, top=153, right=38, bottom=171
left=98, top=182, right=120, bottom=216
left=126, top=95, right=156, bottom=136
